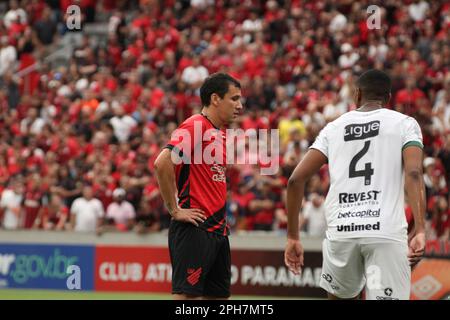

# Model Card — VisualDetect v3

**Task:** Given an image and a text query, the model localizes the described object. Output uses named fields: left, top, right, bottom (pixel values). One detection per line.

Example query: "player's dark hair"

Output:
left=356, top=69, right=391, bottom=102
left=200, top=73, right=241, bottom=107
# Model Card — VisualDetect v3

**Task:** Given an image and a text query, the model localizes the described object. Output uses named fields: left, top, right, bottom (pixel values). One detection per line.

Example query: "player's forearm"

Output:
left=154, top=160, right=179, bottom=215
left=405, top=170, right=426, bottom=233
left=286, top=177, right=305, bottom=240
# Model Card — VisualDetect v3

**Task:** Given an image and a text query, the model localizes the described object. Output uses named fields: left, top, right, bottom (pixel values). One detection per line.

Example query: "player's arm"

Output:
left=285, top=149, right=327, bottom=274
left=154, top=149, right=182, bottom=215
left=154, top=148, right=206, bottom=226
left=287, top=149, right=327, bottom=239
left=403, top=145, right=426, bottom=266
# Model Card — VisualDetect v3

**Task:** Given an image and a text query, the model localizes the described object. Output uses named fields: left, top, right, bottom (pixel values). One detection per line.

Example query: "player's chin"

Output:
left=228, top=115, right=238, bottom=123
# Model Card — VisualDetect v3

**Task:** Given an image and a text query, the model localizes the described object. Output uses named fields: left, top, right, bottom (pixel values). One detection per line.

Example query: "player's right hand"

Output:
left=172, top=208, right=207, bottom=227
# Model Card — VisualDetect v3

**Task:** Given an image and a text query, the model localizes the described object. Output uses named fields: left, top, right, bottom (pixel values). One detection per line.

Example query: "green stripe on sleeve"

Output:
left=402, top=141, right=423, bottom=150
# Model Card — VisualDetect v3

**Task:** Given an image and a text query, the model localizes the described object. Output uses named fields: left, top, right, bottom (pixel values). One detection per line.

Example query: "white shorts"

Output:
left=319, top=238, right=411, bottom=300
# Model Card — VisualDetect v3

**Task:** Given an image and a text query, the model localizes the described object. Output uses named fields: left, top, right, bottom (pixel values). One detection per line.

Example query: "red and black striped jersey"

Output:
left=165, top=114, right=229, bottom=236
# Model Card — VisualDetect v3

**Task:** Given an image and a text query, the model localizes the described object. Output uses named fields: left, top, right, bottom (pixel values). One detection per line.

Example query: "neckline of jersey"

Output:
left=200, top=113, right=220, bottom=130
left=352, top=108, right=384, bottom=114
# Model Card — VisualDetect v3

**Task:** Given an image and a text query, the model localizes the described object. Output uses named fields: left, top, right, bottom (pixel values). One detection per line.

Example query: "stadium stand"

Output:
left=0, top=0, right=448, bottom=242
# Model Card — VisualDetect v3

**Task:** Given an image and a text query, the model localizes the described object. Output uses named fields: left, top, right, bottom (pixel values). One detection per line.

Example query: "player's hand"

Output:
left=408, top=231, right=426, bottom=267
left=284, top=238, right=304, bottom=275
left=172, top=208, right=206, bottom=227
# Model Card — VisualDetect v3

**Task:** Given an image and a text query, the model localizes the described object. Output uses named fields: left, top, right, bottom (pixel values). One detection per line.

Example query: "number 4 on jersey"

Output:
left=349, top=141, right=374, bottom=185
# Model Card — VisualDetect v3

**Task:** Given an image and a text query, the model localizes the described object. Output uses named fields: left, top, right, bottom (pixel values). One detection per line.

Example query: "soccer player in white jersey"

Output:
left=284, top=70, right=426, bottom=300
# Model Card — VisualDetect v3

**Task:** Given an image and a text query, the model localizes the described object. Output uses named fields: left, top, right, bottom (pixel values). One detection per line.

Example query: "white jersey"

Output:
left=310, top=108, right=423, bottom=242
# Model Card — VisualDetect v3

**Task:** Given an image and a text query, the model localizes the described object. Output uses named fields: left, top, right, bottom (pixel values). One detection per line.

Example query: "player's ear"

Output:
left=353, top=87, right=361, bottom=106
left=385, top=93, right=392, bottom=105
left=211, top=93, right=220, bottom=107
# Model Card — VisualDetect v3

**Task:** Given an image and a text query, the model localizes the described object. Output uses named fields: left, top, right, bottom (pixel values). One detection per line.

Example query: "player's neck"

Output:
left=356, top=100, right=384, bottom=112
left=201, top=108, right=222, bottom=129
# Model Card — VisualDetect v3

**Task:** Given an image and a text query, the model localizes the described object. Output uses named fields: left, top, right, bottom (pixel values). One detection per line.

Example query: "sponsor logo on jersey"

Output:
left=384, top=288, right=393, bottom=296
left=344, top=121, right=380, bottom=141
left=336, top=222, right=380, bottom=232
left=322, top=273, right=332, bottom=283
left=211, top=163, right=226, bottom=183
left=376, top=288, right=399, bottom=300
left=376, top=296, right=399, bottom=300
left=337, top=208, right=380, bottom=219
left=321, top=273, right=340, bottom=290
left=339, top=191, right=381, bottom=204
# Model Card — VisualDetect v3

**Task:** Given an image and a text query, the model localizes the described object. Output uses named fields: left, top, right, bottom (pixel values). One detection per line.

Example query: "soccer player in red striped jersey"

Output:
left=154, top=73, right=243, bottom=300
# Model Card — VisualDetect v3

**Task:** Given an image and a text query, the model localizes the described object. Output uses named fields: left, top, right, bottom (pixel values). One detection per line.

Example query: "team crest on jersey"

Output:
left=344, top=121, right=380, bottom=141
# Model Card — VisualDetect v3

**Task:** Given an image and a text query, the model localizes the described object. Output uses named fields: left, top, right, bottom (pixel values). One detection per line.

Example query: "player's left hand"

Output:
left=284, top=238, right=304, bottom=275
left=408, top=232, right=425, bottom=267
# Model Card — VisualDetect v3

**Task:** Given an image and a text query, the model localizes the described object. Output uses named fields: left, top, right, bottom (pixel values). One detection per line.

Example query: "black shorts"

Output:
left=168, top=219, right=231, bottom=298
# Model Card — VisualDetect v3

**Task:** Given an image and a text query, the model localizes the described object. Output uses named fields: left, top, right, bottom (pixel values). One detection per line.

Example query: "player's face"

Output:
left=218, top=85, right=243, bottom=124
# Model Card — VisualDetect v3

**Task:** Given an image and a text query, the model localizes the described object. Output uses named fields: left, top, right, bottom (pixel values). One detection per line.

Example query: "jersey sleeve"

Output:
left=401, top=117, right=423, bottom=150
left=309, top=123, right=331, bottom=158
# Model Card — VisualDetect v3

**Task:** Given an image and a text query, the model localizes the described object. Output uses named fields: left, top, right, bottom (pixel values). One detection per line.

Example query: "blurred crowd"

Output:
left=0, top=0, right=448, bottom=240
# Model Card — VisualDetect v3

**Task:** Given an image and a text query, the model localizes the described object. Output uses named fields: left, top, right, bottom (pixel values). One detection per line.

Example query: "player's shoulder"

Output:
left=381, top=109, right=420, bottom=129
left=180, top=114, right=204, bottom=125
left=323, top=111, right=354, bottom=129
left=176, top=114, right=206, bottom=130
left=335, top=108, right=410, bottom=123
left=379, top=108, right=411, bottom=120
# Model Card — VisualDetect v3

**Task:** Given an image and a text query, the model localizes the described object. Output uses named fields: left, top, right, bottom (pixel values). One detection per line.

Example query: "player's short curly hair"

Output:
left=356, top=69, right=392, bottom=102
